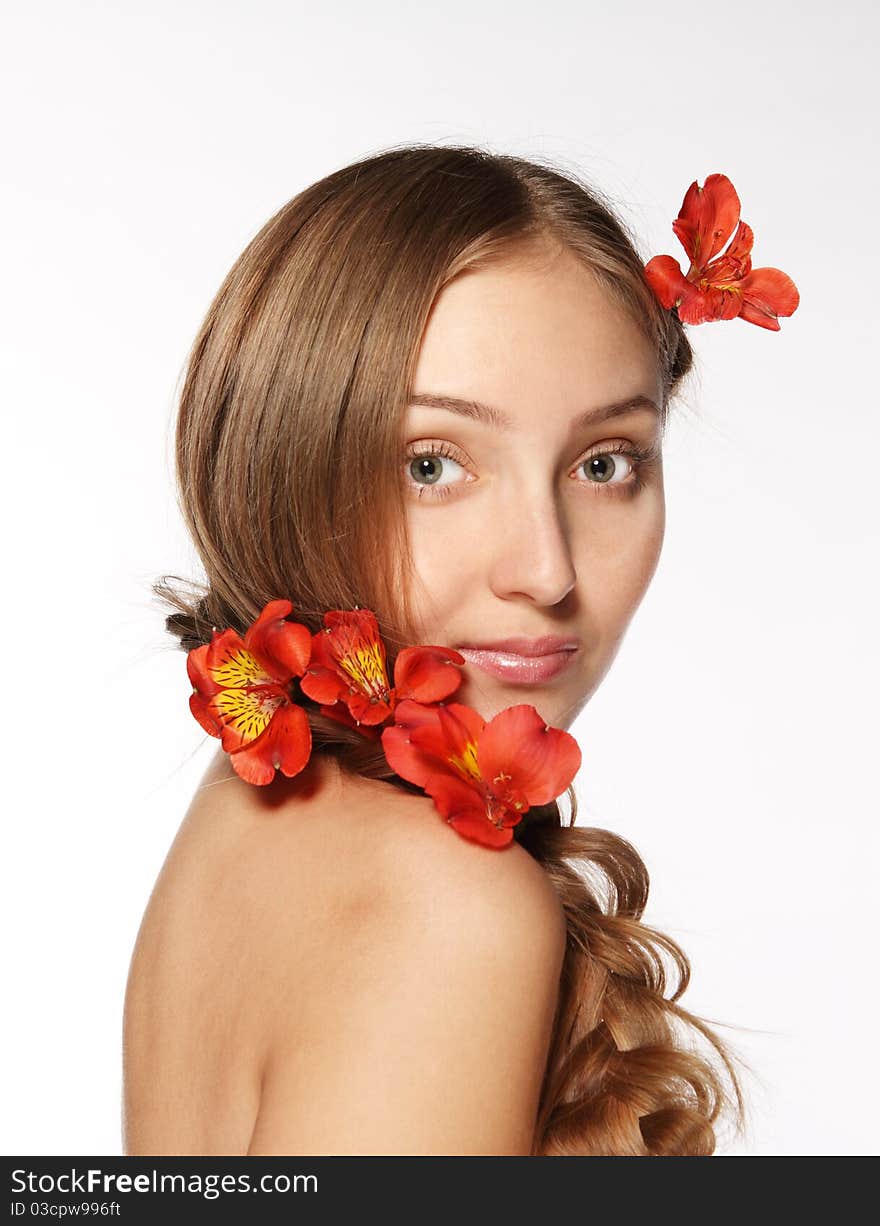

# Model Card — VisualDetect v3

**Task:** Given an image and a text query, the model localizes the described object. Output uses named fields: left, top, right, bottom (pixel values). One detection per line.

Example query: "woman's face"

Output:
left=402, top=237, right=666, bottom=730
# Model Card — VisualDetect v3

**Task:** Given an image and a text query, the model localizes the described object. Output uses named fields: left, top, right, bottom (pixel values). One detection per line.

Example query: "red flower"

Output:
left=299, top=608, right=465, bottom=735
left=644, top=173, right=799, bottom=330
left=186, top=598, right=313, bottom=786
left=381, top=699, right=582, bottom=849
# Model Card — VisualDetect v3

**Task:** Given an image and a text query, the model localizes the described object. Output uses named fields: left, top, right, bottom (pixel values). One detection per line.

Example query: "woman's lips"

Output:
left=456, top=647, right=577, bottom=685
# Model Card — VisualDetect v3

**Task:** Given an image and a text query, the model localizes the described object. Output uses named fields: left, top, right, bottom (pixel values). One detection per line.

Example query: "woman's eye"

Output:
left=575, top=449, right=636, bottom=487
left=405, top=444, right=469, bottom=501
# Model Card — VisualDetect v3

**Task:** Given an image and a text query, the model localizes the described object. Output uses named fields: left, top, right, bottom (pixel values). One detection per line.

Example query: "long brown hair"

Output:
left=155, top=142, right=749, bottom=1155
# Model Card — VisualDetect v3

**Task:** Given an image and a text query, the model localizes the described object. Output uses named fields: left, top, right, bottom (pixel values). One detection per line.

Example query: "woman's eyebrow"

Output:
left=408, top=392, right=660, bottom=430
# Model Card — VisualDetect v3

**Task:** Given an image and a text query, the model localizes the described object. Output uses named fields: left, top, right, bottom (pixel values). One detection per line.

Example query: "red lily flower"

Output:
left=644, top=173, right=799, bottom=330
left=299, top=608, right=465, bottom=734
left=381, top=699, right=581, bottom=849
left=186, top=598, right=313, bottom=786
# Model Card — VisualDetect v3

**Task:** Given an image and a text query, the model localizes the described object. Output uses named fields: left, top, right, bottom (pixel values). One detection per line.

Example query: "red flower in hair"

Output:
left=644, top=173, right=799, bottom=330
left=381, top=699, right=582, bottom=849
left=299, top=607, right=465, bottom=736
left=187, top=598, right=313, bottom=786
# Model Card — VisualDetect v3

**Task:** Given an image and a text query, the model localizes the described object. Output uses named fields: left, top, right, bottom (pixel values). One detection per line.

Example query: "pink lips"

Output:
left=455, top=637, right=580, bottom=685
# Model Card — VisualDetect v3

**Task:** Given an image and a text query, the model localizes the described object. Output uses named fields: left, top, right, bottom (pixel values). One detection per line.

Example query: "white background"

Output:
left=2, top=0, right=876, bottom=1156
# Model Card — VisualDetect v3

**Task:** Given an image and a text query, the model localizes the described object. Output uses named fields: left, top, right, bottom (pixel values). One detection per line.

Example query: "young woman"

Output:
left=122, top=144, right=759, bottom=1156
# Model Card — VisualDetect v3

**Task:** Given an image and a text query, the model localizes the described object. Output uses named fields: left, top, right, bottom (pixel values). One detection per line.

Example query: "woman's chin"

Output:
left=449, top=674, right=585, bottom=729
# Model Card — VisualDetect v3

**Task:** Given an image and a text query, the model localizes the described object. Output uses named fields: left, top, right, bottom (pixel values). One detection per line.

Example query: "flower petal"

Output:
left=700, top=223, right=754, bottom=289
left=381, top=722, right=432, bottom=786
left=299, top=662, right=350, bottom=705
left=381, top=700, right=484, bottom=789
left=186, top=640, right=222, bottom=698
left=447, top=814, right=516, bottom=848
left=738, top=266, right=800, bottom=329
left=737, top=300, right=779, bottom=330
left=381, top=700, right=452, bottom=788
left=425, top=703, right=487, bottom=784
left=644, top=255, right=691, bottom=310
left=189, top=690, right=223, bottom=738
left=392, top=645, right=466, bottom=704
left=346, top=689, right=394, bottom=726
left=422, top=772, right=517, bottom=849
left=478, top=705, right=581, bottom=805
left=721, top=218, right=754, bottom=266
left=672, top=173, right=741, bottom=268
left=227, top=702, right=312, bottom=786
left=401, top=698, right=483, bottom=752
left=417, top=768, right=483, bottom=820
left=206, top=684, right=288, bottom=754
left=414, top=701, right=490, bottom=774
left=678, top=284, right=743, bottom=325
left=206, top=628, right=278, bottom=690
left=244, top=599, right=312, bottom=682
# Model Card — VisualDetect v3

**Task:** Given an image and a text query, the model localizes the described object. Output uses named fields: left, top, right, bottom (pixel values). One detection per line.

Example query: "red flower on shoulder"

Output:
left=644, top=173, right=799, bottom=330
left=186, top=598, right=313, bottom=786
left=381, top=699, right=581, bottom=849
left=299, top=608, right=465, bottom=736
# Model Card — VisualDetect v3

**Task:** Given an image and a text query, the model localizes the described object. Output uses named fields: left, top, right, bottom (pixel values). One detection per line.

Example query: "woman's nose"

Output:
left=487, top=486, right=576, bottom=607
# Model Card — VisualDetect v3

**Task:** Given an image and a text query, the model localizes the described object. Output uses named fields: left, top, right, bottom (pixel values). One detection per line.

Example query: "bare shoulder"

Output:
left=123, top=749, right=290, bottom=1154
left=249, top=763, right=568, bottom=1156
left=124, top=748, right=568, bottom=1155
left=367, top=775, right=569, bottom=954
left=123, top=748, right=350, bottom=1153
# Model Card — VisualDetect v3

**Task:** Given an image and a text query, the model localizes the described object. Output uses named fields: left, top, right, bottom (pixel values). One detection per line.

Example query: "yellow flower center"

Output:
left=338, top=641, right=390, bottom=701
left=214, top=686, right=283, bottom=742
left=447, top=739, right=482, bottom=785
left=212, top=646, right=274, bottom=689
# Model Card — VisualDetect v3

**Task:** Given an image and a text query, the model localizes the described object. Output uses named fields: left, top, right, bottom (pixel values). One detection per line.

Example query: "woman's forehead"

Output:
left=412, top=253, right=662, bottom=427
